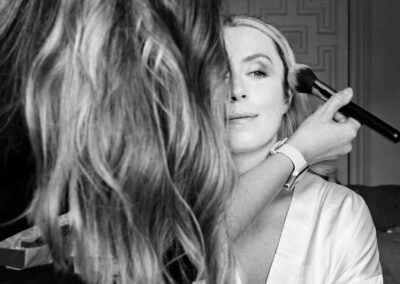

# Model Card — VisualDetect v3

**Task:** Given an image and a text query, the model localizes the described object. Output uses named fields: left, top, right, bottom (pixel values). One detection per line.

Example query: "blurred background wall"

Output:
left=225, top=0, right=400, bottom=186
left=367, top=0, right=400, bottom=185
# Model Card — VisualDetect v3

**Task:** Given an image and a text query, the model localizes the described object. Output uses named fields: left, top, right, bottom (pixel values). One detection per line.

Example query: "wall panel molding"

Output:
left=278, top=25, right=308, bottom=54
left=251, top=0, right=288, bottom=15
left=349, top=0, right=371, bottom=185
left=298, top=0, right=337, bottom=33
left=311, top=46, right=337, bottom=84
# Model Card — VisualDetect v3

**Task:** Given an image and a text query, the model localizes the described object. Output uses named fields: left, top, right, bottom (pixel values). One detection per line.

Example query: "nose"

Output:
left=230, top=75, right=247, bottom=103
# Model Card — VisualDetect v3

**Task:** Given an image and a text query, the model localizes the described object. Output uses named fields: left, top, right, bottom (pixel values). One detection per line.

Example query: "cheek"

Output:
left=252, top=83, right=288, bottom=116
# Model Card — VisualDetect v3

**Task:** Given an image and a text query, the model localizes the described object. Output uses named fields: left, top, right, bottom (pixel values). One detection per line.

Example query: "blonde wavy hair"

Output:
left=1, top=1, right=237, bottom=283
left=224, top=15, right=335, bottom=178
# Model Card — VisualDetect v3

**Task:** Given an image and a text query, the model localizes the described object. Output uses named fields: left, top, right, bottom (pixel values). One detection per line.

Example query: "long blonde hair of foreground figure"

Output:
left=1, top=1, right=236, bottom=283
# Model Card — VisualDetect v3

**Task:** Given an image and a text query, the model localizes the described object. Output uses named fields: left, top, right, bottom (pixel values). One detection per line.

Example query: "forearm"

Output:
left=227, top=153, right=293, bottom=239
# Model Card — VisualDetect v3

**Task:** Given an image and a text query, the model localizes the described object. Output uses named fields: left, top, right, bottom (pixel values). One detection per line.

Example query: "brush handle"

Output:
left=313, top=80, right=400, bottom=143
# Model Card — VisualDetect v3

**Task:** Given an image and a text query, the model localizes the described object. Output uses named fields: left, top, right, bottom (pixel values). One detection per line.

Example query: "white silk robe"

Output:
left=263, top=173, right=383, bottom=284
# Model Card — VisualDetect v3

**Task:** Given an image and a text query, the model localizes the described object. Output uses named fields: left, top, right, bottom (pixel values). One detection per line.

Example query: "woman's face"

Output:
left=224, top=26, right=289, bottom=155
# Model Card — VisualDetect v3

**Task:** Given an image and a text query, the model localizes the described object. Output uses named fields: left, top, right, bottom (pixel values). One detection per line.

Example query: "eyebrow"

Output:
left=242, top=53, right=272, bottom=64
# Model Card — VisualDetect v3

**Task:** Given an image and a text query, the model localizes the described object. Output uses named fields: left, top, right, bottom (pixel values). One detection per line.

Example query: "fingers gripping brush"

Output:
left=289, top=64, right=400, bottom=143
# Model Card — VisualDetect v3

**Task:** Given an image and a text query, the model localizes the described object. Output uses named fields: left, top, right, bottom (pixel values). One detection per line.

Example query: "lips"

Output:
left=229, top=113, right=258, bottom=122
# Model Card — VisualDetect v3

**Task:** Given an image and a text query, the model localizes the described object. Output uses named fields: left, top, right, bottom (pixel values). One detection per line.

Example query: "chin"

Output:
left=228, top=136, right=277, bottom=155
left=229, top=142, right=263, bottom=154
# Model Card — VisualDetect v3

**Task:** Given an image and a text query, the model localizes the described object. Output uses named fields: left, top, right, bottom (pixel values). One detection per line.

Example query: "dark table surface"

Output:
left=0, top=265, right=84, bottom=284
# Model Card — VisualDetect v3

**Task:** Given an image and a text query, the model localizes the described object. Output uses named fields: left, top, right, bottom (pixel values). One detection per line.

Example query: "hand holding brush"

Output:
left=289, top=64, right=400, bottom=143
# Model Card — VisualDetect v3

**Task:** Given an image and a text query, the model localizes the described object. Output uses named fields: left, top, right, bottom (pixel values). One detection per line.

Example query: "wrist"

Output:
left=286, top=136, right=311, bottom=163
left=270, top=138, right=309, bottom=190
left=274, top=152, right=295, bottom=172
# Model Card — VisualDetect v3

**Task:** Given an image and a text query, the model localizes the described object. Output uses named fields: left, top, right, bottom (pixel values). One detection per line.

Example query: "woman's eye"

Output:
left=248, top=70, right=267, bottom=78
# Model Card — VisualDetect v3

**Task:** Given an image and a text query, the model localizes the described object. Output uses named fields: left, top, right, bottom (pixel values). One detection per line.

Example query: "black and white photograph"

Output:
left=0, top=1, right=399, bottom=283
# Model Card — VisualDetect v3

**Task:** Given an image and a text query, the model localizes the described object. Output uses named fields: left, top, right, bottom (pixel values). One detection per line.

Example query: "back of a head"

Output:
left=1, top=0, right=236, bottom=283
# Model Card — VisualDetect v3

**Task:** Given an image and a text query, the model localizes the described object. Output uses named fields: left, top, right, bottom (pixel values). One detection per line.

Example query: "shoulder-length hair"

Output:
left=1, top=1, right=237, bottom=283
left=224, top=15, right=335, bottom=178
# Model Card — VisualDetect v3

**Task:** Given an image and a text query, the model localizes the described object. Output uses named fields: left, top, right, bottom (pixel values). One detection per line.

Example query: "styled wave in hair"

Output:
left=2, top=0, right=237, bottom=283
left=0, top=0, right=61, bottom=126
left=224, top=15, right=336, bottom=179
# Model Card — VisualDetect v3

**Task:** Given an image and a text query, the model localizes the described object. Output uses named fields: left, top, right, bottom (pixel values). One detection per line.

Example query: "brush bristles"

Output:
left=288, top=64, right=317, bottom=94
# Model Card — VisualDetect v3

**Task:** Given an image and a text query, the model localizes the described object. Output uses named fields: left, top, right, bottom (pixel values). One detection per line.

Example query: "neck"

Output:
left=233, top=139, right=277, bottom=175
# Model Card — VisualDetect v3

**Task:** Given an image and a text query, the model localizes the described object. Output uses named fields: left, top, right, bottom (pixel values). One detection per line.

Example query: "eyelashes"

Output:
left=224, top=67, right=270, bottom=80
left=247, top=70, right=268, bottom=78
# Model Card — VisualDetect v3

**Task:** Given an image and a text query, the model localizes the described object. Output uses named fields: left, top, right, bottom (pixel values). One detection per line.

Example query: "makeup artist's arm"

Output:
left=228, top=88, right=360, bottom=239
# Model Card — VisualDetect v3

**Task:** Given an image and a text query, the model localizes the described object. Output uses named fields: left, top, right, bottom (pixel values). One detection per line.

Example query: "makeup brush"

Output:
left=288, top=64, right=400, bottom=143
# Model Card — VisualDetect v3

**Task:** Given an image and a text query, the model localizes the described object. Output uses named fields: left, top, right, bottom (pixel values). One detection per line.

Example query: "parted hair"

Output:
left=1, top=0, right=237, bottom=283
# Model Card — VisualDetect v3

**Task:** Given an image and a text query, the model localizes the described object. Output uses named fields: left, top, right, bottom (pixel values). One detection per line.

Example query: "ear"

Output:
left=283, top=88, right=293, bottom=113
